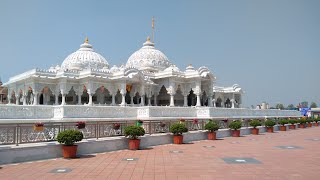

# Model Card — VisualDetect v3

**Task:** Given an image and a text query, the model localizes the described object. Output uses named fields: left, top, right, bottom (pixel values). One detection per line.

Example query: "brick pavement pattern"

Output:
left=1, top=127, right=320, bottom=180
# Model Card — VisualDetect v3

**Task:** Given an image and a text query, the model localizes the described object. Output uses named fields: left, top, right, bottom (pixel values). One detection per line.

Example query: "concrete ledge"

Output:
left=0, top=124, right=294, bottom=165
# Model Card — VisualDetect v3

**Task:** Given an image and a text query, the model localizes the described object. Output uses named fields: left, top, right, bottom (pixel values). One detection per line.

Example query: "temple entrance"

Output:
left=115, top=90, right=121, bottom=104
left=39, top=94, right=43, bottom=105
left=201, top=91, right=208, bottom=106
left=133, top=92, right=141, bottom=104
left=175, top=88, right=184, bottom=106
left=125, top=91, right=131, bottom=105
left=188, top=89, right=196, bottom=106
left=216, top=97, right=222, bottom=107
left=157, top=85, right=170, bottom=106
left=225, top=98, right=231, bottom=108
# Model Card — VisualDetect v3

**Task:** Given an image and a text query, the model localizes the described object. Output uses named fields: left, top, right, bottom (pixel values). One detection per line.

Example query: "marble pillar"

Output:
left=111, top=94, right=115, bottom=106
left=170, top=94, right=175, bottom=107
left=61, top=94, right=66, bottom=105
left=183, top=95, right=188, bottom=107
left=196, top=94, right=201, bottom=107
left=208, top=96, right=213, bottom=107
left=33, top=93, right=38, bottom=105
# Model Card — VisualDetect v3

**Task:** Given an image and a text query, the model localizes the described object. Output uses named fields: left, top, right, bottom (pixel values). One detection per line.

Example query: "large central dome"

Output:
left=126, top=37, right=171, bottom=72
left=61, top=38, right=109, bottom=71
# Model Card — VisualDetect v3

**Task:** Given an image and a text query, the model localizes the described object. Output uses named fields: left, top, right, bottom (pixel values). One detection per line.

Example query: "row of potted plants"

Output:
left=54, top=118, right=319, bottom=158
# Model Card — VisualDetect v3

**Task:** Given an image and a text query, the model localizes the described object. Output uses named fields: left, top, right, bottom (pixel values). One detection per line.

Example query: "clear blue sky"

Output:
left=0, top=0, right=319, bottom=107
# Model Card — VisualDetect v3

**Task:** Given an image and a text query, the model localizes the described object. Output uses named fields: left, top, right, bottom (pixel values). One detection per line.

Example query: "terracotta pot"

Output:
left=62, top=145, right=78, bottom=158
left=33, top=126, right=44, bottom=132
left=128, top=139, right=141, bottom=150
left=314, top=123, right=319, bottom=126
left=289, top=124, right=296, bottom=129
left=231, top=130, right=240, bottom=137
left=279, top=126, right=286, bottom=131
left=266, top=127, right=274, bottom=133
left=307, top=123, right=312, bottom=127
left=173, top=135, right=183, bottom=144
left=299, top=124, right=305, bottom=128
left=251, top=128, right=259, bottom=135
left=207, top=132, right=216, bottom=140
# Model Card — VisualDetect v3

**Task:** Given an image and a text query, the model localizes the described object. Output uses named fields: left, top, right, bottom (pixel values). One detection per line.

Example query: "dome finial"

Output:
left=84, top=37, right=89, bottom=43
left=147, top=36, right=151, bottom=42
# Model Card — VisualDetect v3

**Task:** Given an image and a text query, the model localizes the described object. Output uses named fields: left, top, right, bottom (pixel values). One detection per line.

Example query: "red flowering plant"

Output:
left=34, top=122, right=44, bottom=127
left=192, top=119, right=198, bottom=124
left=113, top=123, right=121, bottom=130
left=222, top=119, right=228, bottom=123
left=76, top=121, right=86, bottom=129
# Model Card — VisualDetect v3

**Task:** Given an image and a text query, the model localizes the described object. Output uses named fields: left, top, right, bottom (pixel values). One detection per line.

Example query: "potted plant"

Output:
left=278, top=119, right=288, bottom=131
left=113, top=123, right=121, bottom=130
left=288, top=119, right=297, bottom=129
left=136, top=120, right=143, bottom=126
left=76, top=121, right=86, bottom=129
left=204, top=120, right=219, bottom=140
left=124, top=125, right=145, bottom=150
left=249, top=119, right=262, bottom=135
left=57, top=129, right=83, bottom=158
left=33, top=122, right=44, bottom=132
left=298, top=119, right=307, bottom=128
left=265, top=119, right=276, bottom=133
left=307, top=118, right=313, bottom=127
left=229, top=120, right=242, bottom=137
left=170, top=123, right=188, bottom=144
left=314, top=118, right=319, bottom=126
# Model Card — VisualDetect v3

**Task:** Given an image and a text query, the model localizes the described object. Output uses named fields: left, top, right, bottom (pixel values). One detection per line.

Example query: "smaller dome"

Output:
left=126, top=37, right=172, bottom=72
left=61, top=38, right=109, bottom=71
left=110, top=65, right=119, bottom=73
left=186, top=64, right=195, bottom=71
left=164, top=65, right=180, bottom=72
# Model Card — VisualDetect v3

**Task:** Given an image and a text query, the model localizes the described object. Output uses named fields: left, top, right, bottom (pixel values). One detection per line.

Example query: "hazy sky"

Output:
left=0, top=0, right=319, bottom=107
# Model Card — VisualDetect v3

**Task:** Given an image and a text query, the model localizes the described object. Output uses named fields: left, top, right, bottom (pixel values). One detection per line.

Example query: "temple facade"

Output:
left=3, top=37, right=243, bottom=108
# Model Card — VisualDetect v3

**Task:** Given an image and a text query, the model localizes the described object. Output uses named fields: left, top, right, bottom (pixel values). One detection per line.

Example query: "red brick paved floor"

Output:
left=1, top=127, right=320, bottom=180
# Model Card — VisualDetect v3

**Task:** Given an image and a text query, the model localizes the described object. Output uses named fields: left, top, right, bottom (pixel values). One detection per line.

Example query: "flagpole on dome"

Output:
left=152, top=16, right=155, bottom=43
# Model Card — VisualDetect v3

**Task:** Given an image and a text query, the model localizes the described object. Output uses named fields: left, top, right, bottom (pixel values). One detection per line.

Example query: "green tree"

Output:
left=301, top=101, right=308, bottom=108
left=275, top=103, right=285, bottom=110
left=310, top=102, right=318, bottom=108
left=287, top=104, right=295, bottom=109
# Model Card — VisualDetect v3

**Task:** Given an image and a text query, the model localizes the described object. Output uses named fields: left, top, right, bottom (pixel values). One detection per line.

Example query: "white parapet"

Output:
left=0, top=105, right=301, bottom=121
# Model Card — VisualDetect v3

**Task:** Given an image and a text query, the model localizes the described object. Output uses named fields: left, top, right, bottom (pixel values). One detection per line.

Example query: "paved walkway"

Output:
left=1, top=127, right=320, bottom=180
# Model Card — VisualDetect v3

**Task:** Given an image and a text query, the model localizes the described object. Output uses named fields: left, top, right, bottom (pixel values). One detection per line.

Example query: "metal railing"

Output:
left=0, top=118, right=277, bottom=146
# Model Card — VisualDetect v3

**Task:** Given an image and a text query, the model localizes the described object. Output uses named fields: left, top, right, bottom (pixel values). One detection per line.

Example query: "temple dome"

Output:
left=126, top=37, right=171, bottom=72
left=61, top=38, right=109, bottom=71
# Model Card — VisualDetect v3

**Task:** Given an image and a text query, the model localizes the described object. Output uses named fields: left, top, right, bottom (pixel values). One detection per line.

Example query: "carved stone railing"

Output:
left=0, top=105, right=301, bottom=120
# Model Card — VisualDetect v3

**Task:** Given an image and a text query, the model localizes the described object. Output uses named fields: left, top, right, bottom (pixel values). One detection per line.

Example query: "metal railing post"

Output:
left=149, top=120, right=152, bottom=135
left=15, top=125, right=19, bottom=146
left=96, top=122, right=99, bottom=139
